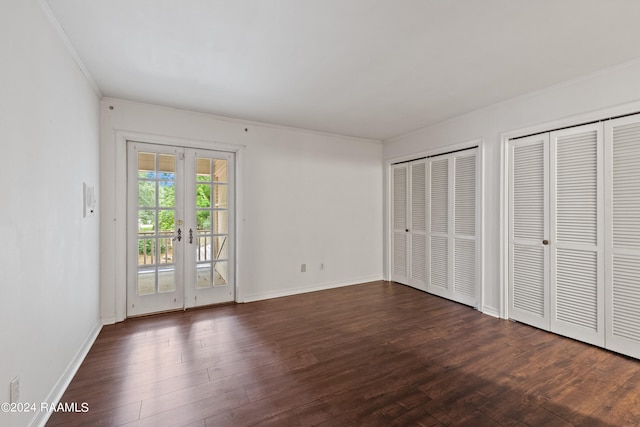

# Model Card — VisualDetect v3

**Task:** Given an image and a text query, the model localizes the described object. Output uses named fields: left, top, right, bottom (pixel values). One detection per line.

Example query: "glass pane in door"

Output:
left=195, top=157, right=230, bottom=289
left=137, top=151, right=177, bottom=295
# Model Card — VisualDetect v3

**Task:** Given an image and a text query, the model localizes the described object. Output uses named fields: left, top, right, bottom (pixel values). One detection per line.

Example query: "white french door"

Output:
left=184, top=148, right=235, bottom=308
left=127, top=142, right=234, bottom=316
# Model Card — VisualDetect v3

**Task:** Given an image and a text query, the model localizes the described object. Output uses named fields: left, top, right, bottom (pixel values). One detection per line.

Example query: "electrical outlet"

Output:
left=301, top=263, right=306, bottom=273
left=10, top=376, right=19, bottom=403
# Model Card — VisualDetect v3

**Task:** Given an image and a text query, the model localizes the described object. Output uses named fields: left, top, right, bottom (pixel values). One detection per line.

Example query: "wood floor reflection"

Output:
left=47, top=281, right=640, bottom=426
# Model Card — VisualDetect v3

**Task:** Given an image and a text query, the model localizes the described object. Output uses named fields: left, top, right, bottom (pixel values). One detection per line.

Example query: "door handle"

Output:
left=172, top=228, right=182, bottom=242
left=189, top=228, right=193, bottom=244
left=542, top=239, right=549, bottom=245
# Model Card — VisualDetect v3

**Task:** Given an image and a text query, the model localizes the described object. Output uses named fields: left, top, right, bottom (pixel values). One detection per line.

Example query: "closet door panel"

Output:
left=605, top=115, right=640, bottom=359
left=391, top=165, right=409, bottom=283
left=452, top=152, right=478, bottom=306
left=509, top=135, right=550, bottom=330
left=549, top=124, right=604, bottom=346
left=454, top=238, right=476, bottom=301
left=409, top=161, right=427, bottom=288
left=428, top=158, right=450, bottom=298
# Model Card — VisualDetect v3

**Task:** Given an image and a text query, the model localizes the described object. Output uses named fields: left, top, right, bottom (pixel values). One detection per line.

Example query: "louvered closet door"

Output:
left=391, top=164, right=409, bottom=284
left=409, top=161, right=427, bottom=289
left=549, top=124, right=604, bottom=346
left=427, top=149, right=479, bottom=306
left=452, top=151, right=478, bottom=306
left=509, top=134, right=550, bottom=330
left=605, top=114, right=640, bottom=359
left=428, top=157, right=450, bottom=299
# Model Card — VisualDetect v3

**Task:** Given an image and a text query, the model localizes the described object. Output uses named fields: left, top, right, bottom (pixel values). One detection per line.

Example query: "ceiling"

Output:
left=46, top=0, right=640, bottom=141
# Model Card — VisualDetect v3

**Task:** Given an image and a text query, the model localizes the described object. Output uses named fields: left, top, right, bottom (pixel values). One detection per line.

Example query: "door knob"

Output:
left=542, top=239, right=549, bottom=245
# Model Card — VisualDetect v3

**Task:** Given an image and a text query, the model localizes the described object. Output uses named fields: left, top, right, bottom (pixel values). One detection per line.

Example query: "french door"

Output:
left=127, top=142, right=235, bottom=316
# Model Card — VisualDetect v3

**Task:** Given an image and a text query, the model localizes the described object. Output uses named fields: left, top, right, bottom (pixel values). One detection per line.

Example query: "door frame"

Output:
left=114, top=130, right=245, bottom=322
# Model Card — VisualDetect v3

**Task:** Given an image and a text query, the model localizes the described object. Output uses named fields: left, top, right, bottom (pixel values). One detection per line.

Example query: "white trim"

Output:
left=482, top=306, right=500, bottom=319
left=114, top=131, right=127, bottom=322
left=116, top=129, right=246, bottom=153
left=501, top=99, right=640, bottom=142
left=101, top=316, right=116, bottom=325
left=500, top=132, right=508, bottom=319
left=234, top=148, right=244, bottom=304
left=37, top=0, right=103, bottom=98
left=104, top=98, right=381, bottom=145
left=477, top=139, right=485, bottom=313
left=383, top=162, right=392, bottom=281
left=386, top=138, right=481, bottom=166
left=241, top=276, right=383, bottom=303
left=113, top=130, right=245, bottom=321
left=31, top=321, right=102, bottom=427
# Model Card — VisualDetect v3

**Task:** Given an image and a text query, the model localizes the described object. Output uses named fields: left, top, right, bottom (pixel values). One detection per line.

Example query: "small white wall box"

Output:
left=83, top=182, right=96, bottom=217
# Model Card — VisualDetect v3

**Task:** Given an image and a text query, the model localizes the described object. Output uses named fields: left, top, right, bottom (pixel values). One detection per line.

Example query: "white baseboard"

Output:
left=31, top=321, right=102, bottom=427
left=101, top=316, right=117, bottom=325
left=241, top=276, right=383, bottom=303
left=482, top=306, right=501, bottom=318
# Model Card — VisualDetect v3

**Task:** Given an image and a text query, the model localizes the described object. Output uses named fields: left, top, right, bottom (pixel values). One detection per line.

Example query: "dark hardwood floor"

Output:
left=47, top=281, right=640, bottom=426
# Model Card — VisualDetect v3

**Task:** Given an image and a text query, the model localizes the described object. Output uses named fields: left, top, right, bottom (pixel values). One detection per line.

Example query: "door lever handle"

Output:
left=189, top=228, right=193, bottom=244
left=173, top=228, right=182, bottom=242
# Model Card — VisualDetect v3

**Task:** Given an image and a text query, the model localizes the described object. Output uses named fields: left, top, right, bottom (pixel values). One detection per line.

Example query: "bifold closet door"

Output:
left=409, top=161, right=427, bottom=289
left=509, top=124, right=604, bottom=345
left=391, top=164, right=409, bottom=284
left=427, top=148, right=478, bottom=307
left=452, top=151, right=478, bottom=306
left=427, top=157, right=449, bottom=297
left=391, top=161, right=427, bottom=288
left=605, top=114, right=640, bottom=359
left=549, top=124, right=604, bottom=346
left=509, top=134, right=550, bottom=330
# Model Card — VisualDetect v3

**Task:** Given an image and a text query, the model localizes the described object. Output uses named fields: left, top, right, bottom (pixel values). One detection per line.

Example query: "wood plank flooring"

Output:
left=47, top=281, right=640, bottom=426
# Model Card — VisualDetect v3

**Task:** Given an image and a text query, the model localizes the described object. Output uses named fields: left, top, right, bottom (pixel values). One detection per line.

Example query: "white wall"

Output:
left=100, top=98, right=383, bottom=322
left=384, top=59, right=640, bottom=316
left=0, top=1, right=101, bottom=426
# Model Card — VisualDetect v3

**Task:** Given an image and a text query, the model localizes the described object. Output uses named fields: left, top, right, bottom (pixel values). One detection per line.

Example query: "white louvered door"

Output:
left=452, top=151, right=478, bottom=306
left=509, top=134, right=550, bottom=330
left=391, top=164, right=409, bottom=284
left=549, top=124, right=604, bottom=346
left=605, top=114, right=640, bottom=359
left=427, top=148, right=479, bottom=307
left=409, top=161, right=427, bottom=289
left=428, top=157, right=450, bottom=298
left=508, top=113, right=640, bottom=359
